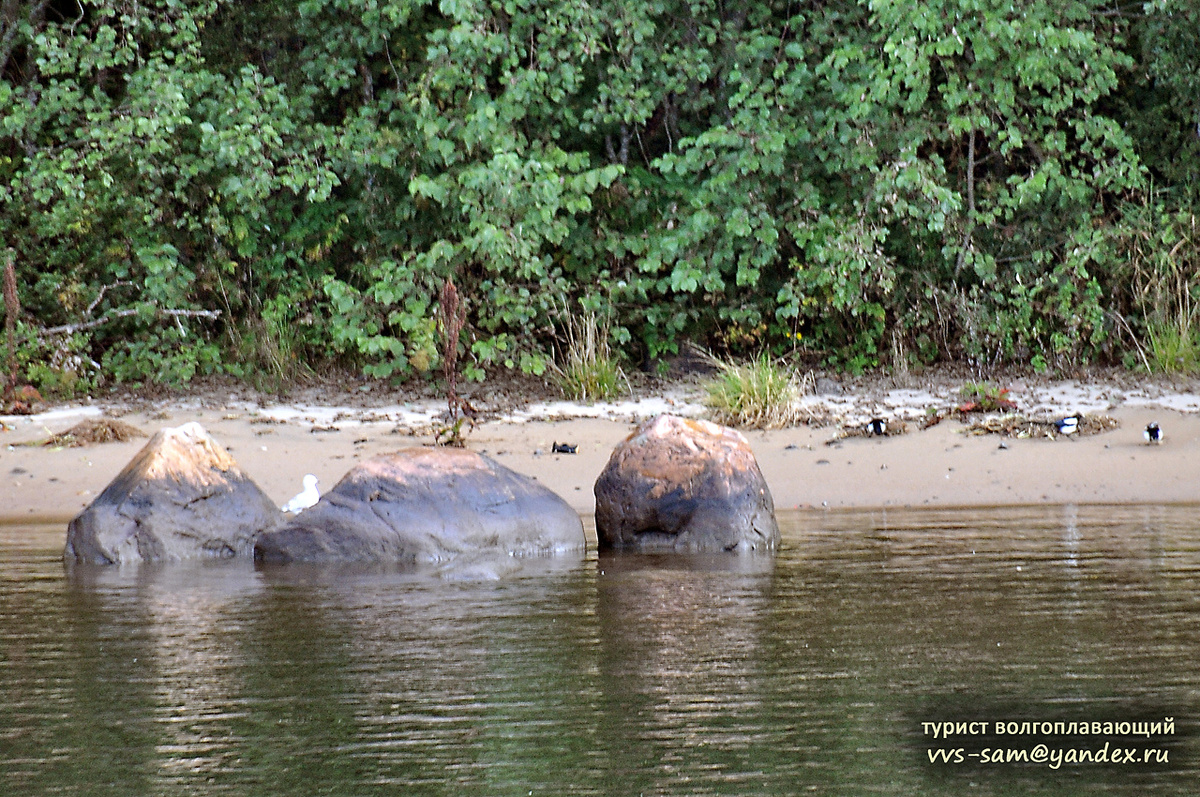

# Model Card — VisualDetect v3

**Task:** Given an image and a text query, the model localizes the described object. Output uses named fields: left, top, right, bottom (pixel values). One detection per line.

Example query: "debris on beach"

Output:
left=963, top=413, right=1119, bottom=439
left=921, top=410, right=949, bottom=430
left=32, top=418, right=147, bottom=447
left=916, top=385, right=1021, bottom=430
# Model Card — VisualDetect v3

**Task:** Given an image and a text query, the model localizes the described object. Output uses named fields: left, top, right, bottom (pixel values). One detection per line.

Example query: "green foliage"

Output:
left=433, top=414, right=474, bottom=448
left=102, top=329, right=225, bottom=386
left=825, top=0, right=1141, bottom=368
left=1121, top=0, right=1200, bottom=197
left=5, top=326, right=98, bottom=398
left=0, top=0, right=1195, bottom=392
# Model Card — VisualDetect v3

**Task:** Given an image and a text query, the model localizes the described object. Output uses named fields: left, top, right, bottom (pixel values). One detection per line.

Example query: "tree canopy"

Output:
left=2, top=0, right=1197, bottom=392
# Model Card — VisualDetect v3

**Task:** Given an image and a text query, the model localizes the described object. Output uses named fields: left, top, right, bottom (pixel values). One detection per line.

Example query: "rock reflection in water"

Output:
left=593, top=552, right=776, bottom=793
left=50, top=561, right=265, bottom=793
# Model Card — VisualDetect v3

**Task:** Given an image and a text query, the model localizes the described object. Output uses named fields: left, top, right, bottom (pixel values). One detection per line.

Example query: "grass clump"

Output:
left=551, top=309, right=627, bottom=402
left=702, top=355, right=808, bottom=429
left=1115, top=195, right=1200, bottom=374
left=1147, top=319, right=1200, bottom=374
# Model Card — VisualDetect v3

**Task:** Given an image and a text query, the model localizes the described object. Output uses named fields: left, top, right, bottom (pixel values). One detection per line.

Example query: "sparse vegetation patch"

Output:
left=703, top=356, right=811, bottom=430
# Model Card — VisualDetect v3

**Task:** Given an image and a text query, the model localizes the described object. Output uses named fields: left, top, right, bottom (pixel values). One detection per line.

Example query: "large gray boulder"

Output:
left=254, top=447, right=585, bottom=565
left=64, top=422, right=281, bottom=564
left=594, top=414, right=779, bottom=552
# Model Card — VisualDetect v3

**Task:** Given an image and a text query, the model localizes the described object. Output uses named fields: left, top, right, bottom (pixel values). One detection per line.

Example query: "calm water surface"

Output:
left=3, top=505, right=1200, bottom=795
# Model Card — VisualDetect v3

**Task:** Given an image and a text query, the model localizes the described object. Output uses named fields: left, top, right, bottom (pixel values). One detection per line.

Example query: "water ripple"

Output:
left=3, top=507, right=1199, bottom=794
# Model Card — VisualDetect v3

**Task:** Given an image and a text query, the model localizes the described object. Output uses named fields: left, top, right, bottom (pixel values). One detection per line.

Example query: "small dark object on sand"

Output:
left=552, top=441, right=577, bottom=454
left=827, top=417, right=908, bottom=444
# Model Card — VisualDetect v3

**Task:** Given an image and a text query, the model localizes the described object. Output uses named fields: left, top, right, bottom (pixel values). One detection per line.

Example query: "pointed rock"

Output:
left=65, top=422, right=281, bottom=564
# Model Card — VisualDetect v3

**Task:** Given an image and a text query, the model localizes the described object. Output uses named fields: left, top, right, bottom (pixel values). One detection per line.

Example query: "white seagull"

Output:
left=281, top=474, right=320, bottom=513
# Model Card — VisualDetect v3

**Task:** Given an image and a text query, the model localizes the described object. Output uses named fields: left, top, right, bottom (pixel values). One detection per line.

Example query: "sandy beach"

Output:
left=4, top=371, right=1200, bottom=524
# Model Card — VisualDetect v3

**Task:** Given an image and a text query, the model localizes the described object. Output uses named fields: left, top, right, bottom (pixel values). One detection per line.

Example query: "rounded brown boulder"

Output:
left=253, top=447, right=585, bottom=565
left=594, top=414, right=779, bottom=552
left=64, top=422, right=282, bottom=564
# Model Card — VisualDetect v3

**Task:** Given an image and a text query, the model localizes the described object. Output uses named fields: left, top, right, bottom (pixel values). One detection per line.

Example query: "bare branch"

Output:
left=954, top=127, right=977, bottom=280
left=84, top=280, right=135, bottom=316
left=38, top=307, right=222, bottom=338
left=3, top=248, right=17, bottom=394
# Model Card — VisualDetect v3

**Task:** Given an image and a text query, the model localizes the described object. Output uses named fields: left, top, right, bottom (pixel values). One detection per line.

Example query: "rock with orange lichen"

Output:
left=253, top=447, right=584, bottom=566
left=594, top=414, right=779, bottom=553
left=64, top=422, right=281, bottom=564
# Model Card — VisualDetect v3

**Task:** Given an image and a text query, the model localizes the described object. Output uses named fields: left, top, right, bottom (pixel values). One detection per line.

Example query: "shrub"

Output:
left=958, top=382, right=1018, bottom=412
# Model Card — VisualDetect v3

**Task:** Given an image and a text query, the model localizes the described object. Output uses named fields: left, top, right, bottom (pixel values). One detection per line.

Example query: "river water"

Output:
left=2, top=505, right=1199, bottom=795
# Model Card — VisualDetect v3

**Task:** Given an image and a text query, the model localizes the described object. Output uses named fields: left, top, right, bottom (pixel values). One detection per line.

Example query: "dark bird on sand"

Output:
left=1054, top=414, right=1081, bottom=435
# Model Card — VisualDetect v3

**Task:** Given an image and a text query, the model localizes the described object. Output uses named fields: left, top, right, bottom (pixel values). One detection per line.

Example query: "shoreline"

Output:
left=4, top=373, right=1200, bottom=524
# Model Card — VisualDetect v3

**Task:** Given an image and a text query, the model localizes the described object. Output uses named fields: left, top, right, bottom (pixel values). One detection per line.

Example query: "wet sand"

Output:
left=3, top=381, right=1199, bottom=524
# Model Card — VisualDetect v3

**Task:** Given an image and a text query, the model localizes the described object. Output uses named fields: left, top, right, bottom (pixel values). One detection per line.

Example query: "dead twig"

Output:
left=434, top=277, right=473, bottom=446
left=3, top=249, right=17, bottom=397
